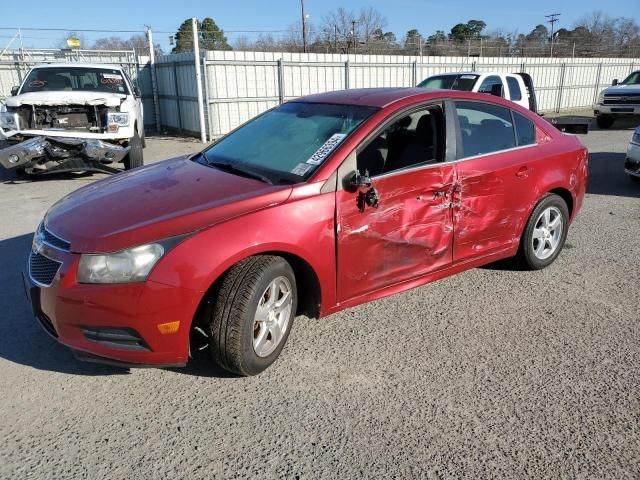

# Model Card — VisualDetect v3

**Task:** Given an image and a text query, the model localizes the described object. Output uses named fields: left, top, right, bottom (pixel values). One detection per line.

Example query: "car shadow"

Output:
left=587, top=152, right=640, bottom=198
left=0, top=233, right=234, bottom=378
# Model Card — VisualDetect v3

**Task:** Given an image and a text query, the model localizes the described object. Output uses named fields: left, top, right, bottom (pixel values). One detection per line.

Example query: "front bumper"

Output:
left=625, top=142, right=640, bottom=177
left=23, top=243, right=201, bottom=367
left=595, top=104, right=640, bottom=116
left=0, top=136, right=129, bottom=174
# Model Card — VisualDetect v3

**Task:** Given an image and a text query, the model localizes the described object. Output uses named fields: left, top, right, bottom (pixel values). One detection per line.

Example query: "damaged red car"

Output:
left=24, top=88, right=588, bottom=375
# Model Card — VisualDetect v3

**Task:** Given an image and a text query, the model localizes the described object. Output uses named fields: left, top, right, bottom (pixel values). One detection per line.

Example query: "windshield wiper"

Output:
left=207, top=160, right=273, bottom=185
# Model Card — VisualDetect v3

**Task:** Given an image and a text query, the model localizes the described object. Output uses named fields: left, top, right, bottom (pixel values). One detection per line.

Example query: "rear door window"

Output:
left=513, top=111, right=536, bottom=146
left=506, top=77, right=523, bottom=101
left=455, top=101, right=516, bottom=158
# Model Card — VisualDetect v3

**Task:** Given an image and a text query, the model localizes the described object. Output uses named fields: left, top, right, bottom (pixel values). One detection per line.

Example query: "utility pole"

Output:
left=351, top=20, right=357, bottom=54
left=545, top=13, right=560, bottom=58
left=300, top=0, right=308, bottom=53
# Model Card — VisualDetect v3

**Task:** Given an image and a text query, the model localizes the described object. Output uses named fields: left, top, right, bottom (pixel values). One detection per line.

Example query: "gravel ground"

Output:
left=0, top=119, right=639, bottom=479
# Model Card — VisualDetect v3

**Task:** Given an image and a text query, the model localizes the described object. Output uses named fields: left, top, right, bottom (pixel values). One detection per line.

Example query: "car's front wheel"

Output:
left=596, top=114, right=614, bottom=129
left=206, top=255, right=297, bottom=376
left=123, top=129, right=144, bottom=170
left=518, top=193, right=570, bottom=270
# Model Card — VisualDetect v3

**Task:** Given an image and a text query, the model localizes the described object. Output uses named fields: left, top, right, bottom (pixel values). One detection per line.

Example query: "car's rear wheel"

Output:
left=518, top=193, right=569, bottom=270
left=596, top=114, right=614, bottom=129
left=123, top=129, right=144, bottom=170
left=205, top=255, right=297, bottom=376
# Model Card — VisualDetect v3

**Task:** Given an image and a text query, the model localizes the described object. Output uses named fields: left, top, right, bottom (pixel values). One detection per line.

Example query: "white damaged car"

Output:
left=0, top=63, right=144, bottom=176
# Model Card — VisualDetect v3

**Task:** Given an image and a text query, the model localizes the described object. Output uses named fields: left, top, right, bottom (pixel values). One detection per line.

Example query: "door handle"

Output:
left=516, top=166, right=530, bottom=178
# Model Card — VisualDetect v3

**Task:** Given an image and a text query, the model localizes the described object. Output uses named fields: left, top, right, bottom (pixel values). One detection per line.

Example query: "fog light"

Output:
left=157, top=321, right=180, bottom=334
left=8, top=154, right=20, bottom=164
left=105, top=151, right=115, bottom=159
left=107, top=124, right=119, bottom=133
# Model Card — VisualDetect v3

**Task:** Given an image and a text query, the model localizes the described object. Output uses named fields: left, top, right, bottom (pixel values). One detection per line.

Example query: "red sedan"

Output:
left=24, top=88, right=588, bottom=375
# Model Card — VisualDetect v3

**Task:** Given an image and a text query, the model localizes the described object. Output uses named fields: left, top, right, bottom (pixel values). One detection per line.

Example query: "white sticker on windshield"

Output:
left=101, top=73, right=122, bottom=79
left=460, top=75, right=476, bottom=79
left=306, top=133, right=347, bottom=165
left=291, top=163, right=313, bottom=176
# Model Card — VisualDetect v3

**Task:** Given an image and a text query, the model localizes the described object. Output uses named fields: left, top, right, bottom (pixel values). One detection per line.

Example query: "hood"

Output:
left=7, top=91, right=127, bottom=107
left=602, top=84, right=640, bottom=95
left=45, top=156, right=293, bottom=253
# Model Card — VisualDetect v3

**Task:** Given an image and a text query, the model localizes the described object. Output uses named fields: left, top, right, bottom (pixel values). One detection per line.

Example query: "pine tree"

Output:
left=172, top=18, right=232, bottom=53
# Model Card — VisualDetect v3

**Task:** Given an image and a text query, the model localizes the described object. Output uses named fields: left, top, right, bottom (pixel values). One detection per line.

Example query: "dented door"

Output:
left=336, top=165, right=456, bottom=302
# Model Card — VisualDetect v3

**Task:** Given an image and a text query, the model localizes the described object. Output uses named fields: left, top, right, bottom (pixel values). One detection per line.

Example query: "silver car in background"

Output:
left=625, top=126, right=640, bottom=182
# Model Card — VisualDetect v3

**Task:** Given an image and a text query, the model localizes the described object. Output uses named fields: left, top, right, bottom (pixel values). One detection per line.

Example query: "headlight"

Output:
left=596, top=91, right=605, bottom=105
left=106, top=112, right=130, bottom=127
left=633, top=130, right=640, bottom=145
left=77, top=243, right=164, bottom=284
left=0, top=112, right=20, bottom=130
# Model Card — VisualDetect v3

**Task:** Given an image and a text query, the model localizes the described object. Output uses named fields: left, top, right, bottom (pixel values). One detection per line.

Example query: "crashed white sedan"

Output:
left=0, top=63, right=145, bottom=175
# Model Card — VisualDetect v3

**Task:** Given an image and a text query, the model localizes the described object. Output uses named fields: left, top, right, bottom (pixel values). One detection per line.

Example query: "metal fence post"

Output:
left=412, top=60, right=417, bottom=86
left=192, top=18, right=207, bottom=143
left=520, top=62, right=526, bottom=73
left=202, top=55, right=214, bottom=141
left=172, top=62, right=183, bottom=133
left=146, top=27, right=161, bottom=133
left=593, top=62, right=603, bottom=106
left=345, top=60, right=350, bottom=89
left=556, top=63, right=567, bottom=113
left=277, top=59, right=285, bottom=104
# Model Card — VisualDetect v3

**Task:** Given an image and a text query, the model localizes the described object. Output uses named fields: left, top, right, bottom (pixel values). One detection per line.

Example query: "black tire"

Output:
left=518, top=193, right=570, bottom=270
left=123, top=128, right=144, bottom=170
left=630, top=174, right=640, bottom=183
left=207, top=255, right=297, bottom=376
left=141, top=126, right=146, bottom=149
left=14, top=168, right=30, bottom=180
left=596, top=114, right=614, bottom=129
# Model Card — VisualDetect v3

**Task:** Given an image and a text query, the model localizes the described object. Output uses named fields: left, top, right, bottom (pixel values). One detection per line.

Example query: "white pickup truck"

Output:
left=0, top=63, right=145, bottom=176
left=594, top=70, right=640, bottom=129
left=418, top=71, right=590, bottom=134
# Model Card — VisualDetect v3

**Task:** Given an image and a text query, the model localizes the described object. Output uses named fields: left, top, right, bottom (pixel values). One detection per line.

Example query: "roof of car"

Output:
left=295, top=88, right=447, bottom=108
left=31, top=63, right=125, bottom=70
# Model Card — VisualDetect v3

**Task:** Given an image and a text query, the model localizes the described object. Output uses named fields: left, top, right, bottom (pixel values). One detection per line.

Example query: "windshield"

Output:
left=200, top=102, right=378, bottom=184
left=21, top=67, right=130, bottom=94
left=620, top=71, right=640, bottom=85
left=418, top=74, right=479, bottom=91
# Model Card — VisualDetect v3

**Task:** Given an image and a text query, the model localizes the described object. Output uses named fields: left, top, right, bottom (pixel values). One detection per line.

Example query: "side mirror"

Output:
left=490, top=83, right=504, bottom=98
left=349, top=169, right=372, bottom=189
left=133, top=85, right=141, bottom=97
left=10, top=86, right=19, bottom=96
left=612, top=79, right=619, bottom=86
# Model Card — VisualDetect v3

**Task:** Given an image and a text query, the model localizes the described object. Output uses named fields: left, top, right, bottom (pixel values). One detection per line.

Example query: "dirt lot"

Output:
left=1, top=120, right=639, bottom=479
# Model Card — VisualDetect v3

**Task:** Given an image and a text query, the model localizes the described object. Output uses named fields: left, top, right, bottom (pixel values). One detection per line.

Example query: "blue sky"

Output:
left=2, top=0, right=637, bottom=51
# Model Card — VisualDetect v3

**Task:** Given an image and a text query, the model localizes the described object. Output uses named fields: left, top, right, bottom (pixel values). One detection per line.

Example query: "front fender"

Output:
left=148, top=190, right=337, bottom=316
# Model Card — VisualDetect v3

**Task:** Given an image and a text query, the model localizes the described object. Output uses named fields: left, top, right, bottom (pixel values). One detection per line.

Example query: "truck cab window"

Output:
left=478, top=76, right=504, bottom=96
left=506, top=77, right=522, bottom=101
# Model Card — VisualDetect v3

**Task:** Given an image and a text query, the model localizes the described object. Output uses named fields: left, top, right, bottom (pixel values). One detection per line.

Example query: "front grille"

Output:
left=29, top=252, right=62, bottom=286
left=39, top=223, right=70, bottom=251
left=603, top=95, right=640, bottom=105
